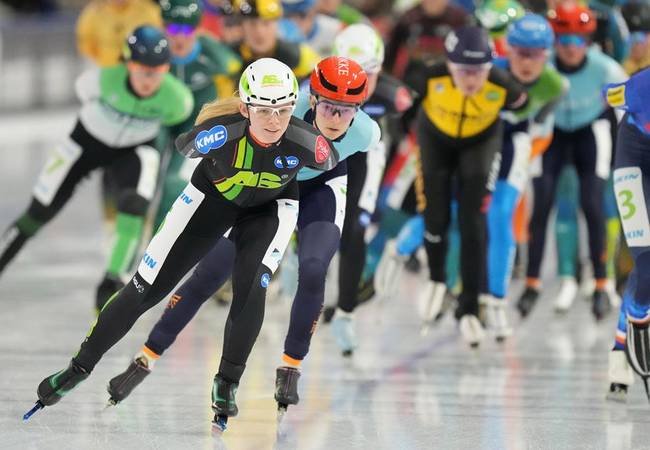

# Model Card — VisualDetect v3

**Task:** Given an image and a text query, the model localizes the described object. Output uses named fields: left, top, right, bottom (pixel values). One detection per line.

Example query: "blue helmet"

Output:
left=281, top=0, right=315, bottom=15
left=506, top=13, right=554, bottom=49
left=123, top=26, right=171, bottom=67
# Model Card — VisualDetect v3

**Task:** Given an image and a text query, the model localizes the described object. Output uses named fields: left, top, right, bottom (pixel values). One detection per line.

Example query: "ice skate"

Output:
left=24, top=359, right=89, bottom=420
left=332, top=309, right=357, bottom=357
left=459, top=314, right=485, bottom=348
left=211, top=375, right=238, bottom=432
left=554, top=277, right=578, bottom=313
left=374, top=240, right=406, bottom=299
left=107, top=356, right=151, bottom=405
left=275, top=366, right=300, bottom=423
left=517, top=287, right=539, bottom=318
left=606, top=349, right=634, bottom=403
left=626, top=317, right=650, bottom=402
left=420, top=281, right=446, bottom=335
left=592, top=289, right=611, bottom=321
left=484, top=296, right=512, bottom=343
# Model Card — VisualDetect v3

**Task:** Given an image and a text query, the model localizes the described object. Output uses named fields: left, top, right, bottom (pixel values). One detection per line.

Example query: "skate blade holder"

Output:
left=23, top=400, right=45, bottom=421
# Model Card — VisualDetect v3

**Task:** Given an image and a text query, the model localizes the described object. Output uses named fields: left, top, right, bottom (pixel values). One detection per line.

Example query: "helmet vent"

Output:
left=318, top=70, right=339, bottom=92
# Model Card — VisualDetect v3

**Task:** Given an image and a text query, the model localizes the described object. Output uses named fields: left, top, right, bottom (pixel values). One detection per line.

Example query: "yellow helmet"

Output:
left=238, top=0, right=282, bottom=20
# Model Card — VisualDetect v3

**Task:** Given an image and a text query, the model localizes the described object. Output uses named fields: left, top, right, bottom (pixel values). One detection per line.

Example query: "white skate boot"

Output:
left=607, top=349, right=634, bottom=402
left=332, top=309, right=357, bottom=357
left=459, top=314, right=485, bottom=348
left=420, top=281, right=447, bottom=335
left=374, top=240, right=406, bottom=300
left=485, top=296, right=512, bottom=342
left=554, top=276, right=578, bottom=313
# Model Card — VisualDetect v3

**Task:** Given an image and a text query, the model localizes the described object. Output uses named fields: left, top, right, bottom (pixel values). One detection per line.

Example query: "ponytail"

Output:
left=195, top=96, right=242, bottom=125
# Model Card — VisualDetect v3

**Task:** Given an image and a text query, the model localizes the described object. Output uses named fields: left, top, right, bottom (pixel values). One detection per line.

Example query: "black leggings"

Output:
left=416, top=114, right=501, bottom=316
left=338, top=151, right=370, bottom=313
left=73, top=166, right=299, bottom=383
left=527, top=116, right=613, bottom=280
left=0, top=121, right=157, bottom=276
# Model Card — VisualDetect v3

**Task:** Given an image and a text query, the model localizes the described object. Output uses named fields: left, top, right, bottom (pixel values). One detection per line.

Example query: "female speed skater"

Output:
left=24, top=58, right=339, bottom=432
left=0, top=26, right=193, bottom=311
left=91, top=57, right=379, bottom=422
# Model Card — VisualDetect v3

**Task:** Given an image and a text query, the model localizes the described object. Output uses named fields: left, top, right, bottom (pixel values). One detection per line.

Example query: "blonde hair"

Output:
left=195, top=96, right=242, bottom=125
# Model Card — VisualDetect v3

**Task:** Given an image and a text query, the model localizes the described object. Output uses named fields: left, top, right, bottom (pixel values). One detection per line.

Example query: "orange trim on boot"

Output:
left=595, top=278, right=608, bottom=291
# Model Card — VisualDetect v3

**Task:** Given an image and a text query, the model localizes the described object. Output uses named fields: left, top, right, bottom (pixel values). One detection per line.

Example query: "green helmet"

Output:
left=160, top=0, right=203, bottom=27
left=475, top=0, right=525, bottom=36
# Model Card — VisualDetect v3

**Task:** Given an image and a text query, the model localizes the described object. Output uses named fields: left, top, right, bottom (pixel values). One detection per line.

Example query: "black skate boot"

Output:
left=107, top=357, right=151, bottom=405
left=592, top=289, right=612, bottom=321
left=96, top=274, right=124, bottom=312
left=211, top=375, right=238, bottom=432
left=517, top=287, right=539, bottom=318
left=275, top=366, right=300, bottom=420
left=626, top=318, right=650, bottom=402
left=24, top=360, right=90, bottom=420
left=322, top=305, right=336, bottom=324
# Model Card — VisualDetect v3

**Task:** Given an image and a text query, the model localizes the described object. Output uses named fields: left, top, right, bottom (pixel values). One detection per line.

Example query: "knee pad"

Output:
left=298, top=257, right=328, bottom=293
left=117, top=190, right=149, bottom=216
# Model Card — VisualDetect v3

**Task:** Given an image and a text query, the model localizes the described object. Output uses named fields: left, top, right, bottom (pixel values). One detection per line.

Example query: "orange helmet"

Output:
left=310, top=56, right=368, bottom=105
left=547, top=4, right=596, bottom=35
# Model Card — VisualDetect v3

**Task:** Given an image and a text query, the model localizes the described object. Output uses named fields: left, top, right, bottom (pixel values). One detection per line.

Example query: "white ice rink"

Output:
left=1, top=111, right=649, bottom=449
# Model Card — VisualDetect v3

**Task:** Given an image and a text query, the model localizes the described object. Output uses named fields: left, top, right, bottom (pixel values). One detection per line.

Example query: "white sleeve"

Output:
left=75, top=68, right=101, bottom=104
left=358, top=139, right=387, bottom=213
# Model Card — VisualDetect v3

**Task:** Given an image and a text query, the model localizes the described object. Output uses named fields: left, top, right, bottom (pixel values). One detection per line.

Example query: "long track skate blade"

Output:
left=212, top=415, right=228, bottom=434
left=277, top=404, right=288, bottom=425
left=23, top=401, right=44, bottom=421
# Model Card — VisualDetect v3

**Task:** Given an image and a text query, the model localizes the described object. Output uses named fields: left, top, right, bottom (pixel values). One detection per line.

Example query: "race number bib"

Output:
left=613, top=167, right=650, bottom=247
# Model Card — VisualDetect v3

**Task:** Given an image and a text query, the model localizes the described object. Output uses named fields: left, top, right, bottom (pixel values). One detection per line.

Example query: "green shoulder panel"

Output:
left=533, top=65, right=566, bottom=103
left=198, top=35, right=242, bottom=76
left=160, top=73, right=195, bottom=126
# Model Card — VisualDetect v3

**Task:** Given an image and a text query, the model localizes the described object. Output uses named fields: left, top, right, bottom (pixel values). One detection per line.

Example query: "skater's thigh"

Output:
left=29, top=127, right=109, bottom=220
left=136, top=181, right=237, bottom=307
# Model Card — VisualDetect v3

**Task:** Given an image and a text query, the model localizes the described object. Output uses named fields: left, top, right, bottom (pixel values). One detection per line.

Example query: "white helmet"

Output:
left=238, top=58, right=299, bottom=106
left=334, top=24, right=385, bottom=74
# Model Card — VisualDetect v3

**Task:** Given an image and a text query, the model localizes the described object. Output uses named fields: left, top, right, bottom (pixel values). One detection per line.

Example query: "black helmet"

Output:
left=622, top=1, right=650, bottom=33
left=445, top=25, right=494, bottom=65
left=123, top=26, right=171, bottom=67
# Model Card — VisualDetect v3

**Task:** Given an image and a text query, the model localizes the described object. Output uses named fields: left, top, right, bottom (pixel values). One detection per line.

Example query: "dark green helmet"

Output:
left=160, top=0, right=203, bottom=27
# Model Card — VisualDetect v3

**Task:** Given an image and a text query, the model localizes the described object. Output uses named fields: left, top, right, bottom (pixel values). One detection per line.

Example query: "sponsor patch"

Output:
left=195, top=125, right=228, bottom=154
left=261, top=273, right=271, bottom=288
left=315, top=135, right=330, bottom=163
